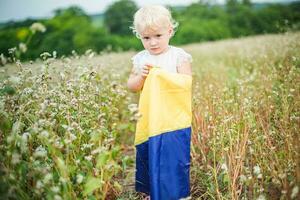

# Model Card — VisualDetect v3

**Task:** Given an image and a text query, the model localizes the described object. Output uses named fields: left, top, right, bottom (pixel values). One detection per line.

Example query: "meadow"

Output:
left=0, top=32, right=299, bottom=199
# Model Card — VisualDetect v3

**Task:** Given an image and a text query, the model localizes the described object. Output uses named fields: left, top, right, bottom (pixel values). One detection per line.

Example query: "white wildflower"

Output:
left=69, top=133, right=77, bottom=141
left=20, top=132, right=29, bottom=153
left=53, top=51, right=57, bottom=58
left=221, top=163, right=228, bottom=172
left=59, top=72, right=65, bottom=79
left=239, top=175, right=247, bottom=183
left=76, top=174, right=84, bottom=184
left=8, top=47, right=17, bottom=54
left=40, top=103, right=46, bottom=111
left=81, top=143, right=93, bottom=150
left=84, top=155, right=92, bottom=161
left=59, top=177, right=66, bottom=184
left=40, top=52, right=51, bottom=60
left=257, top=174, right=263, bottom=179
left=54, top=195, right=62, bottom=200
left=88, top=52, right=95, bottom=59
left=40, top=130, right=49, bottom=138
left=30, top=22, right=46, bottom=33
left=249, top=147, right=254, bottom=154
left=12, top=121, right=22, bottom=135
left=11, top=153, right=21, bottom=165
left=43, top=173, right=53, bottom=184
left=38, top=119, right=46, bottom=126
left=61, top=124, right=69, bottom=129
left=23, top=88, right=33, bottom=95
left=21, top=132, right=30, bottom=142
left=54, top=139, right=63, bottom=149
left=223, top=116, right=233, bottom=124
left=51, top=186, right=60, bottom=193
left=19, top=43, right=27, bottom=53
left=33, top=146, right=47, bottom=158
left=282, top=190, right=287, bottom=194
left=91, top=148, right=102, bottom=155
left=71, top=122, right=79, bottom=129
left=256, top=194, right=266, bottom=200
left=64, top=139, right=71, bottom=144
left=85, top=49, right=93, bottom=56
left=8, top=76, right=21, bottom=84
left=291, top=186, right=299, bottom=199
left=36, top=180, right=44, bottom=189
left=128, top=103, right=138, bottom=113
left=279, top=173, right=286, bottom=179
left=62, top=124, right=73, bottom=132
left=253, top=165, right=261, bottom=175
left=0, top=53, right=7, bottom=65
left=71, top=98, right=77, bottom=106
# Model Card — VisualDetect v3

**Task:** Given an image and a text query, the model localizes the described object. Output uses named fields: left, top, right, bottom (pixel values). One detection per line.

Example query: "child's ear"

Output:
left=168, top=27, right=173, bottom=36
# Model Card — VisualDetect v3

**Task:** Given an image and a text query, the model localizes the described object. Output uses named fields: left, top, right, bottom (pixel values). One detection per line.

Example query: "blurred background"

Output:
left=0, top=0, right=299, bottom=62
left=0, top=1, right=299, bottom=199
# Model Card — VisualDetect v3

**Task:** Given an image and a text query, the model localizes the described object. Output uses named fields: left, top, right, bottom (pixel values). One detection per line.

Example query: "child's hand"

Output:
left=140, top=64, right=152, bottom=78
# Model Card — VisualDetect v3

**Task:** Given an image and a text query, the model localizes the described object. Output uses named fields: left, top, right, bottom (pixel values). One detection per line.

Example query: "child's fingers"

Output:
left=141, top=67, right=150, bottom=77
left=140, top=64, right=153, bottom=78
left=142, top=65, right=150, bottom=70
left=145, top=64, right=153, bottom=69
left=141, top=70, right=149, bottom=77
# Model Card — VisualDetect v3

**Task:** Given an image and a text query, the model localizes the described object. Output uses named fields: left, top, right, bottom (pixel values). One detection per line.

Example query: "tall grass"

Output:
left=190, top=32, right=300, bottom=199
left=0, top=32, right=299, bottom=199
left=0, top=51, right=135, bottom=199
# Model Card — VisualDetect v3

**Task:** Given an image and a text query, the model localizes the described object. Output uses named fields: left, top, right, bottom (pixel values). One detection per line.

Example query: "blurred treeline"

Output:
left=0, top=0, right=299, bottom=61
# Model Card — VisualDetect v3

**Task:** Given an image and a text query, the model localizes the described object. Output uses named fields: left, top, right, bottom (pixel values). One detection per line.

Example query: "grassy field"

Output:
left=0, top=32, right=299, bottom=199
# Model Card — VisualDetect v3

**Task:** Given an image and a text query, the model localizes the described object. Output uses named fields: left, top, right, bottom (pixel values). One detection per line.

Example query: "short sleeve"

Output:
left=177, top=48, right=193, bottom=66
left=131, top=54, right=140, bottom=70
left=131, top=51, right=146, bottom=74
left=130, top=54, right=141, bottom=75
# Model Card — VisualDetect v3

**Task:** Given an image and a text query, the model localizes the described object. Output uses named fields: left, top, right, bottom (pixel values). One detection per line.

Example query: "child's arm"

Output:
left=177, top=61, right=192, bottom=76
left=127, top=65, right=151, bottom=92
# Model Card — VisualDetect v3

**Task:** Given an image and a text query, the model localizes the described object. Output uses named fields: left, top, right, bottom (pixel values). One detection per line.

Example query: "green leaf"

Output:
left=222, top=173, right=229, bottom=185
left=0, top=85, right=16, bottom=95
left=111, top=147, right=120, bottom=160
left=0, top=112, right=12, bottom=134
left=96, top=152, right=109, bottom=168
left=83, top=177, right=102, bottom=196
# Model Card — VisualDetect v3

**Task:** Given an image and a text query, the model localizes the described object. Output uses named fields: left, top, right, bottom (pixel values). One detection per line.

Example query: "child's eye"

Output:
left=156, top=34, right=162, bottom=38
left=143, top=37, right=150, bottom=40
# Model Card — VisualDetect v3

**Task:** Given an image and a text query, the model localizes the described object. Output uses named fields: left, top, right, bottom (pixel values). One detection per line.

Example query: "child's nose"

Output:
left=150, top=38, right=157, bottom=46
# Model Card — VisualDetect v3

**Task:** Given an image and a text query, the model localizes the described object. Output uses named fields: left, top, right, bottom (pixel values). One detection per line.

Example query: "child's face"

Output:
left=140, top=26, right=172, bottom=55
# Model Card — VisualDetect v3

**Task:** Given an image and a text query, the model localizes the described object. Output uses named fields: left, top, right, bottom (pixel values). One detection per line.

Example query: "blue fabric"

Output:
left=135, top=127, right=191, bottom=200
left=135, top=140, right=150, bottom=194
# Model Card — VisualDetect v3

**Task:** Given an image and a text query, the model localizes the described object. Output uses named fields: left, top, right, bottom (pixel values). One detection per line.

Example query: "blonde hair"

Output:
left=131, top=5, right=178, bottom=38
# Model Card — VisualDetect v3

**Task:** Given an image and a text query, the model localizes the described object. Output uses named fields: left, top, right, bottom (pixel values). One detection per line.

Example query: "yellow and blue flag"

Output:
left=135, top=67, right=192, bottom=200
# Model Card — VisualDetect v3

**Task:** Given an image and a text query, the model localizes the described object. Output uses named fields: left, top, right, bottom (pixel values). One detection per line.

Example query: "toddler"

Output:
left=127, top=5, right=192, bottom=200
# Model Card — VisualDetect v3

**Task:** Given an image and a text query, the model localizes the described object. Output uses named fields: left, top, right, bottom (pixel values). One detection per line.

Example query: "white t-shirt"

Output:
left=131, top=45, right=192, bottom=73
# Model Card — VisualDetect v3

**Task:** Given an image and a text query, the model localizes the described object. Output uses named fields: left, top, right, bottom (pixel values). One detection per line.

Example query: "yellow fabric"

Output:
left=135, top=67, right=192, bottom=145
